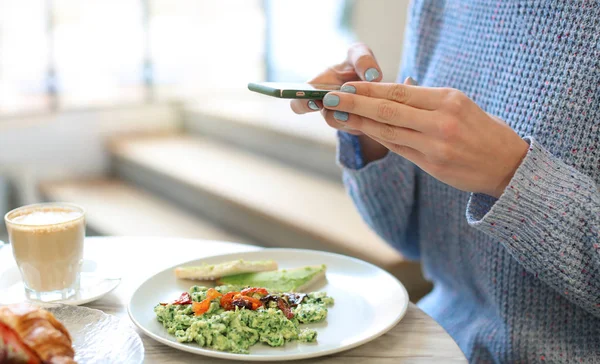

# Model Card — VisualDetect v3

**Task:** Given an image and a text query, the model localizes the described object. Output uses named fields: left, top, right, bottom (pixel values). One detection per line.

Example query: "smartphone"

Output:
left=248, top=82, right=340, bottom=99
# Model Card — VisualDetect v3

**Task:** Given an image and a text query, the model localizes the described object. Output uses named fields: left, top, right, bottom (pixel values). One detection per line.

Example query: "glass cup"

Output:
left=4, top=203, right=85, bottom=302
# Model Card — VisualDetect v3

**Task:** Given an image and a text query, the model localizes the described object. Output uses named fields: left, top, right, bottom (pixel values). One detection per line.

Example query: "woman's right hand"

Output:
left=290, top=43, right=389, bottom=162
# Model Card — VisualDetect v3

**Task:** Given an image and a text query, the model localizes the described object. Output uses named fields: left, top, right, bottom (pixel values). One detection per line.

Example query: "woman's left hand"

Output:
left=322, top=82, right=529, bottom=198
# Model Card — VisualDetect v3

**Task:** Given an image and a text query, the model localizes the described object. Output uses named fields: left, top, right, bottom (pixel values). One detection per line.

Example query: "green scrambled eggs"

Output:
left=154, top=285, right=334, bottom=354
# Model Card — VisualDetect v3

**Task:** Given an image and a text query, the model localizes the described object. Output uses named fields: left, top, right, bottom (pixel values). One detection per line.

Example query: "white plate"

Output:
left=41, top=304, right=144, bottom=363
left=0, top=257, right=121, bottom=306
left=128, top=248, right=409, bottom=361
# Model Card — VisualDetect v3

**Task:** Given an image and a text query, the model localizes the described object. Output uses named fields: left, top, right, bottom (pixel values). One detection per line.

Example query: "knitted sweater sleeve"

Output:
left=467, top=137, right=600, bottom=317
left=337, top=131, right=420, bottom=259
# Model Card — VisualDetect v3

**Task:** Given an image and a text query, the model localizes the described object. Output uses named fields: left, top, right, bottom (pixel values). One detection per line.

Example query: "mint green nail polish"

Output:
left=365, top=68, right=380, bottom=82
left=340, top=85, right=356, bottom=94
left=323, top=94, right=340, bottom=107
left=334, top=111, right=349, bottom=122
left=307, top=100, right=319, bottom=110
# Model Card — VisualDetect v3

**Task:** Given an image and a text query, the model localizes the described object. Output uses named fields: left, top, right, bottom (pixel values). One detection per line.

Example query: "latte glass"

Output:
left=4, top=203, right=85, bottom=302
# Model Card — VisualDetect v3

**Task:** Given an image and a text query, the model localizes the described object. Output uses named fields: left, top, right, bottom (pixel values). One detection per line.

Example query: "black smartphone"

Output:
left=248, top=82, right=340, bottom=100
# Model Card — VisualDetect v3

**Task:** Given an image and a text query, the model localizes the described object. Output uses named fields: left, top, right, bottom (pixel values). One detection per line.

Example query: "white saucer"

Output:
left=0, top=258, right=121, bottom=306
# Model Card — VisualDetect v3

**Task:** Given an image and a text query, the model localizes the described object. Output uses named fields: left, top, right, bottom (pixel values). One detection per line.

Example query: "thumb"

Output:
left=347, top=43, right=382, bottom=82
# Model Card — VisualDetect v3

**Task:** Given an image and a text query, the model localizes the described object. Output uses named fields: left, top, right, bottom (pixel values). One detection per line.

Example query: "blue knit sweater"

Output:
left=338, top=1, right=600, bottom=362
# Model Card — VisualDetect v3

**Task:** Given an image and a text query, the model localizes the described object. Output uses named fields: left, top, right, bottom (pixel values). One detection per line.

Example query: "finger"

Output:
left=369, top=135, right=427, bottom=165
left=347, top=43, right=382, bottom=82
left=341, top=128, right=363, bottom=135
left=291, top=62, right=359, bottom=115
left=291, top=43, right=380, bottom=116
left=322, top=109, right=362, bottom=134
left=331, top=112, right=429, bottom=152
left=322, top=92, right=435, bottom=132
left=323, top=62, right=362, bottom=83
left=488, top=113, right=507, bottom=124
left=291, top=99, right=323, bottom=114
left=340, top=82, right=444, bottom=110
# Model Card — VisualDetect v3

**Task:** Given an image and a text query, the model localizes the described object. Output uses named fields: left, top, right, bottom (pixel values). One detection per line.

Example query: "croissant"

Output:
left=0, top=303, right=76, bottom=364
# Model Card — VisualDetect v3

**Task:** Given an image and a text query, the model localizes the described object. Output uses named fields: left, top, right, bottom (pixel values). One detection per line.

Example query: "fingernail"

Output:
left=340, top=85, right=356, bottom=94
left=406, top=76, right=418, bottom=85
left=365, top=68, right=380, bottom=82
left=307, top=100, right=320, bottom=110
left=333, top=111, right=349, bottom=122
left=323, top=94, right=340, bottom=107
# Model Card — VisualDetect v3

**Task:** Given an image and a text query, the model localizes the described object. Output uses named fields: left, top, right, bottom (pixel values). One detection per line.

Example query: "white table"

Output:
left=0, top=237, right=467, bottom=363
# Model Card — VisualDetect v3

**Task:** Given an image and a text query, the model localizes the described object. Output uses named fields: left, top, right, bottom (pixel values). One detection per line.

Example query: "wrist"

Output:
left=490, top=138, right=529, bottom=198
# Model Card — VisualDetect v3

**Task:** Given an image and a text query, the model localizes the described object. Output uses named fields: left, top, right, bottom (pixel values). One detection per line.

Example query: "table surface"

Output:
left=0, top=237, right=467, bottom=363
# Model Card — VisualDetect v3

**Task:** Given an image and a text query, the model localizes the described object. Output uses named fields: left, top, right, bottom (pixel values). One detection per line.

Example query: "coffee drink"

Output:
left=5, top=203, right=85, bottom=301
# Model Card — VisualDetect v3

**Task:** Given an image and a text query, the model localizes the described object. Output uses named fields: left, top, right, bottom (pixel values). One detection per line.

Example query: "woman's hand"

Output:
left=321, top=82, right=529, bottom=198
left=290, top=43, right=390, bottom=163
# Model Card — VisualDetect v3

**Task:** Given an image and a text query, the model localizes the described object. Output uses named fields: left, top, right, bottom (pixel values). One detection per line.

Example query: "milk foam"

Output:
left=12, top=210, right=83, bottom=225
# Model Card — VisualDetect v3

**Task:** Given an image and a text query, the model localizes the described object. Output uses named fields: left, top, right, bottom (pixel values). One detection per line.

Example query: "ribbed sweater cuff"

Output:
left=466, top=136, right=599, bottom=252
left=466, top=137, right=600, bottom=314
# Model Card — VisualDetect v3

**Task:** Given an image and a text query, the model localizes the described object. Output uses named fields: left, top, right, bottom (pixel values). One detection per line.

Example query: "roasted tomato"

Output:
left=192, top=300, right=211, bottom=316
left=231, top=296, right=254, bottom=310
left=259, top=294, right=295, bottom=319
left=241, top=295, right=263, bottom=310
left=222, top=293, right=263, bottom=311
left=205, top=288, right=223, bottom=300
left=277, top=299, right=294, bottom=319
left=160, top=292, right=192, bottom=306
left=192, top=288, right=222, bottom=316
left=240, top=287, right=269, bottom=297
left=220, top=291, right=240, bottom=311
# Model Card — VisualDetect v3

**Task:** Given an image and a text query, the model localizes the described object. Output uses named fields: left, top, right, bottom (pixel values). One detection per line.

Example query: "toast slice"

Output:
left=216, top=265, right=326, bottom=292
left=175, top=259, right=278, bottom=280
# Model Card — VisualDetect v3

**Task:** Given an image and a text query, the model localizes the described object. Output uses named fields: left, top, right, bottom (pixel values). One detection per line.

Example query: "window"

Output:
left=0, top=0, right=49, bottom=113
left=52, top=0, right=145, bottom=107
left=0, top=0, right=353, bottom=113
left=265, top=0, right=355, bottom=82
left=150, top=0, right=265, bottom=96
